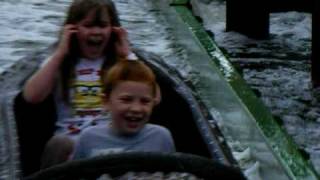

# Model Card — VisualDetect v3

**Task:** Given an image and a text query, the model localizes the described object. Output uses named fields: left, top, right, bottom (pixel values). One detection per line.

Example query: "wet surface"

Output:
left=0, top=0, right=70, bottom=73
left=191, top=0, right=320, bottom=174
left=167, top=4, right=296, bottom=179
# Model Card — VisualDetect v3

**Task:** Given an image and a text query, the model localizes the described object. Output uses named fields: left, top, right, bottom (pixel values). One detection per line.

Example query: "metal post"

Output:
left=312, top=0, right=320, bottom=87
left=226, top=0, right=269, bottom=39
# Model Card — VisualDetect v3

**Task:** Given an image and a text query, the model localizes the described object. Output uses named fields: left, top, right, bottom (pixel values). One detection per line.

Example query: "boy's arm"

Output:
left=166, top=130, right=176, bottom=153
left=71, top=134, right=87, bottom=160
left=158, top=126, right=176, bottom=153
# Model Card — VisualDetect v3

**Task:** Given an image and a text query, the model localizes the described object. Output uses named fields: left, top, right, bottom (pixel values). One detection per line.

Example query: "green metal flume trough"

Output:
left=169, top=0, right=319, bottom=179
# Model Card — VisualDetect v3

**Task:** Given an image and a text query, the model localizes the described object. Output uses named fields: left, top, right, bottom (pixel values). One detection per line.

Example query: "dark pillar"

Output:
left=269, top=0, right=312, bottom=12
left=312, top=0, right=320, bottom=87
left=226, top=0, right=270, bottom=39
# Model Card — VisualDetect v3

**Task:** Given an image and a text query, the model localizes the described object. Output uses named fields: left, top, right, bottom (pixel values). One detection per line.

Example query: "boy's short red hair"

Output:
left=103, top=60, right=157, bottom=97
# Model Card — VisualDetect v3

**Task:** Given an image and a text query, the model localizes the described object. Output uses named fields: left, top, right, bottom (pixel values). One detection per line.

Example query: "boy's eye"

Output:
left=119, top=96, right=133, bottom=103
left=140, top=98, right=152, bottom=105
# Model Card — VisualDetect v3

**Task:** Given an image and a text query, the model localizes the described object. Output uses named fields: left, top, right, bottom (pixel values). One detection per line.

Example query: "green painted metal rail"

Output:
left=168, top=0, right=319, bottom=179
left=170, top=0, right=189, bottom=5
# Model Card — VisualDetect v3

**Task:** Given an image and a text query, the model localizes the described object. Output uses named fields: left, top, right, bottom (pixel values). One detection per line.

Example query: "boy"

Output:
left=73, top=60, right=175, bottom=159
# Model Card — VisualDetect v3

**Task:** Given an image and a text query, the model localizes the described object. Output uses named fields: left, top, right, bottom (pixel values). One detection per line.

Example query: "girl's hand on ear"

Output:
left=56, top=24, right=78, bottom=58
left=154, top=83, right=162, bottom=105
left=113, top=27, right=131, bottom=58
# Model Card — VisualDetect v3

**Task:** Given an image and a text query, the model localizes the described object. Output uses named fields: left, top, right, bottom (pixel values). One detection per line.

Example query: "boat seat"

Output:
left=14, top=72, right=212, bottom=176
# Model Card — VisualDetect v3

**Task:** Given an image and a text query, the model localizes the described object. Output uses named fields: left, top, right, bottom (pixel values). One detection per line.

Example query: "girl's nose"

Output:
left=91, top=26, right=102, bottom=34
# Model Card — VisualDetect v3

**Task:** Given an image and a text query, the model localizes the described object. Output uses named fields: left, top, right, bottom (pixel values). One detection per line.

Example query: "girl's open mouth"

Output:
left=87, top=36, right=104, bottom=47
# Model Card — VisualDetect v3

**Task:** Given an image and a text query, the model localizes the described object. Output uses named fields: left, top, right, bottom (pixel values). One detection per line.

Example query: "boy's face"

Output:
left=76, top=9, right=112, bottom=59
left=105, top=81, right=155, bottom=135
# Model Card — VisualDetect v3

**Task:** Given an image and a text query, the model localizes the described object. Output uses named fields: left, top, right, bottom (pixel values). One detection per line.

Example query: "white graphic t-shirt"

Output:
left=55, top=57, right=109, bottom=136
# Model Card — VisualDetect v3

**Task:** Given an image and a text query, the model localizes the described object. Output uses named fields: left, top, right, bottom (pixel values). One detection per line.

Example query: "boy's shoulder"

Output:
left=143, top=124, right=175, bottom=152
left=80, top=124, right=109, bottom=138
left=144, top=124, right=171, bottom=136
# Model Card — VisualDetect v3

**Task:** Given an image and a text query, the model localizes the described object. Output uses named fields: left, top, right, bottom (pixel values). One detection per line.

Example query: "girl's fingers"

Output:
left=112, top=27, right=128, bottom=38
left=61, top=25, right=78, bottom=41
left=113, top=27, right=132, bottom=57
left=65, top=24, right=78, bottom=29
left=68, top=30, right=78, bottom=34
left=64, top=24, right=78, bottom=34
left=112, top=26, right=122, bottom=32
left=56, top=24, right=78, bottom=56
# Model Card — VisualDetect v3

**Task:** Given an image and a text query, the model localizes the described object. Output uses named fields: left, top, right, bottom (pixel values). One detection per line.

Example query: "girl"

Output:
left=23, top=0, right=133, bottom=168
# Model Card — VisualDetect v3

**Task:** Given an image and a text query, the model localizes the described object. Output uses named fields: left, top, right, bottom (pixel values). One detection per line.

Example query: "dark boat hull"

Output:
left=25, top=152, right=245, bottom=180
left=2, top=48, right=241, bottom=178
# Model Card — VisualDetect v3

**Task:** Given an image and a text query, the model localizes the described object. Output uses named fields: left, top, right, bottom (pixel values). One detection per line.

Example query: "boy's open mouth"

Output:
left=125, top=116, right=143, bottom=129
left=124, top=116, right=143, bottom=123
left=87, top=36, right=104, bottom=47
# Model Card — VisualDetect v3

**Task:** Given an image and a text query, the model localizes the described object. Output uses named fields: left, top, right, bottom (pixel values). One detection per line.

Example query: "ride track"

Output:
left=0, top=0, right=318, bottom=179
left=170, top=0, right=319, bottom=179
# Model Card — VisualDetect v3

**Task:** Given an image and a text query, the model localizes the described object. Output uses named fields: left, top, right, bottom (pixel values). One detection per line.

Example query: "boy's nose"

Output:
left=130, top=102, right=143, bottom=112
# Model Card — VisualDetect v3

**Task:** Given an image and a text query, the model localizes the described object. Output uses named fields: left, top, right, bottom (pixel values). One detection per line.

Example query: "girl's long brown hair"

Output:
left=58, top=0, right=121, bottom=102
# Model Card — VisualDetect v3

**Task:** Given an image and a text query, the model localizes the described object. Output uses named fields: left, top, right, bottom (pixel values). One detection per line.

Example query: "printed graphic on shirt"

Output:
left=70, top=67, right=104, bottom=118
left=55, top=58, right=108, bottom=135
left=71, top=80, right=103, bottom=116
left=91, top=148, right=124, bottom=157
